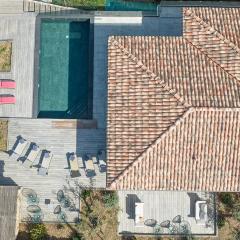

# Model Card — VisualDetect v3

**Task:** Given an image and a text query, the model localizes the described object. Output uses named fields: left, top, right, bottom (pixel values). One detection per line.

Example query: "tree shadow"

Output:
left=0, top=160, right=17, bottom=185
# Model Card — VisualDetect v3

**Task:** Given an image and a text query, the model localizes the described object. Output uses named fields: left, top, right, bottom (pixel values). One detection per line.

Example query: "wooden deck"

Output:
left=0, top=0, right=24, bottom=14
left=0, top=13, right=36, bottom=117
left=0, top=118, right=106, bottom=222
left=118, top=191, right=216, bottom=235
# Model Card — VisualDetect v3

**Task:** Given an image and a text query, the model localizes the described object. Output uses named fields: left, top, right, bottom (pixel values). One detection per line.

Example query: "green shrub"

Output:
left=102, top=191, right=118, bottom=208
left=81, top=189, right=91, bottom=200
left=72, top=237, right=82, bottom=240
left=233, top=211, right=240, bottom=221
left=217, top=214, right=226, bottom=228
left=235, top=230, right=240, bottom=240
left=29, top=224, right=47, bottom=240
left=219, top=193, right=235, bottom=208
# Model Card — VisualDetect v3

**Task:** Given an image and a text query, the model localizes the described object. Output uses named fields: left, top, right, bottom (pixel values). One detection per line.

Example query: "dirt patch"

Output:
left=17, top=223, right=77, bottom=240
left=0, top=41, right=12, bottom=72
left=0, top=120, right=8, bottom=151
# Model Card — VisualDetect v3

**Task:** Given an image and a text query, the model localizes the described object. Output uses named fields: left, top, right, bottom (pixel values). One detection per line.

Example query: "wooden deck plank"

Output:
left=0, top=14, right=36, bottom=117
left=0, top=118, right=106, bottom=222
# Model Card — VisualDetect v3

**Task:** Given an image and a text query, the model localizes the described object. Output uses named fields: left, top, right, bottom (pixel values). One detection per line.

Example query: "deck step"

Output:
left=52, top=120, right=98, bottom=129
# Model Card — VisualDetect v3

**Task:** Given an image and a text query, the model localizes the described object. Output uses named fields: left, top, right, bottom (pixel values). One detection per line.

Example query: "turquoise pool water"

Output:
left=38, top=19, right=90, bottom=119
left=106, top=0, right=158, bottom=11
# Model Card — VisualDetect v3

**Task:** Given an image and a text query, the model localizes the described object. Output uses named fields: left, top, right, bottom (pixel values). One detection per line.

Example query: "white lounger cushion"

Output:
left=69, top=153, right=78, bottom=171
left=135, top=202, right=144, bottom=225
left=14, top=138, right=28, bottom=155
left=41, top=152, right=53, bottom=169
left=27, top=144, right=40, bottom=162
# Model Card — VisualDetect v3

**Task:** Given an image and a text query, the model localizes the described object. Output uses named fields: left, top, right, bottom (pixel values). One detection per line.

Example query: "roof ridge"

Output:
left=184, top=8, right=240, bottom=84
left=193, top=107, right=240, bottom=112
left=109, top=37, right=191, bottom=108
left=110, top=107, right=192, bottom=189
left=184, top=8, right=240, bottom=54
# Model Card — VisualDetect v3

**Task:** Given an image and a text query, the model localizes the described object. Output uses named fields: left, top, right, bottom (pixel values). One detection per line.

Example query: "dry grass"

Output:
left=0, top=41, right=12, bottom=72
left=17, top=223, right=77, bottom=240
left=216, top=193, right=240, bottom=240
left=78, top=190, right=120, bottom=240
left=0, top=120, right=8, bottom=151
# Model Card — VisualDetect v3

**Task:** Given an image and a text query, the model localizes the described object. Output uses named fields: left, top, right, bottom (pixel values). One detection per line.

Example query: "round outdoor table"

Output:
left=144, top=219, right=157, bottom=227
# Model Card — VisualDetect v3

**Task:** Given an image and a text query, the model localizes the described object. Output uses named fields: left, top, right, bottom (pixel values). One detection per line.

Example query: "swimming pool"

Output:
left=38, top=19, right=91, bottom=119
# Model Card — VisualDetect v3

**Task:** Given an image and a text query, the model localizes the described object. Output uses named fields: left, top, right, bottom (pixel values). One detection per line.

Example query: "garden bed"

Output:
left=217, top=193, right=240, bottom=239
left=0, top=120, right=8, bottom=151
left=0, top=41, right=12, bottom=72
left=52, top=0, right=106, bottom=9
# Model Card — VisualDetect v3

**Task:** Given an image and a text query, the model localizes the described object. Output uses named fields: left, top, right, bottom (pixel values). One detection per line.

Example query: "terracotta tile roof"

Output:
left=107, top=7, right=240, bottom=191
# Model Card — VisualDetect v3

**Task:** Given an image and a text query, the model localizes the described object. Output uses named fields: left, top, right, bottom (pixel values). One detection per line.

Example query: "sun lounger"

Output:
left=10, top=137, right=28, bottom=161
left=24, top=144, right=40, bottom=167
left=38, top=151, right=53, bottom=176
left=97, top=150, right=107, bottom=172
left=68, top=153, right=80, bottom=178
left=0, top=80, right=16, bottom=89
left=0, top=95, right=15, bottom=104
left=84, top=154, right=95, bottom=177
left=135, top=202, right=144, bottom=226
left=195, top=200, right=208, bottom=225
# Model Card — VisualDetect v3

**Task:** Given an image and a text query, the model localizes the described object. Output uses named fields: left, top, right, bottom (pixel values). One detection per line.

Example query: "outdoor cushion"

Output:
left=0, top=95, right=15, bottom=104
left=0, top=80, right=16, bottom=89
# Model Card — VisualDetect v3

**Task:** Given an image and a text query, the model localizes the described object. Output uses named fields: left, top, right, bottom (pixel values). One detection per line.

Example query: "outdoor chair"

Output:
left=38, top=150, right=53, bottom=176
left=97, top=150, right=107, bottom=172
left=195, top=200, right=208, bottom=225
left=27, top=205, right=41, bottom=213
left=160, top=220, right=171, bottom=228
left=67, top=152, right=80, bottom=178
left=10, top=136, right=28, bottom=161
left=172, top=215, right=182, bottom=224
left=83, top=154, right=96, bottom=177
left=57, top=190, right=65, bottom=203
left=54, top=205, right=61, bottom=214
left=0, top=80, right=16, bottom=89
left=0, top=95, right=15, bottom=104
left=135, top=202, right=144, bottom=226
left=24, top=143, right=40, bottom=167
left=57, top=211, right=67, bottom=222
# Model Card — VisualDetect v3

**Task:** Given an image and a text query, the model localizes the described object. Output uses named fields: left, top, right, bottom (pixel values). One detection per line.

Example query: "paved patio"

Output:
left=93, top=7, right=182, bottom=128
left=0, top=118, right=106, bottom=222
left=118, top=191, right=216, bottom=236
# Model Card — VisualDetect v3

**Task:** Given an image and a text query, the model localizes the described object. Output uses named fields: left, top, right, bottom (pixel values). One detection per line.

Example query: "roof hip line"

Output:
left=109, top=37, right=191, bottom=108
left=109, top=107, right=193, bottom=188
left=184, top=8, right=240, bottom=54
left=184, top=9, right=240, bottom=84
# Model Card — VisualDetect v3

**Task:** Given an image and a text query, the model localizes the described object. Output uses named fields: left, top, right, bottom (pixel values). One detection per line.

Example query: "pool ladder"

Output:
left=66, top=103, right=88, bottom=118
